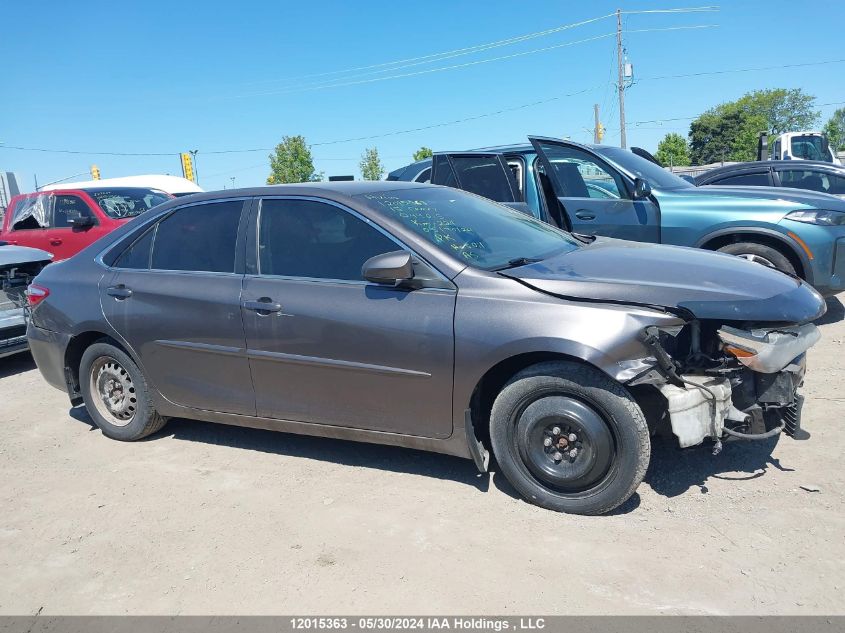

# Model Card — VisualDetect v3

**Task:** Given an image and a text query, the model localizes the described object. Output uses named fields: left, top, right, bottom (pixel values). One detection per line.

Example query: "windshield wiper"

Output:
left=570, top=232, right=596, bottom=244
left=491, top=257, right=543, bottom=271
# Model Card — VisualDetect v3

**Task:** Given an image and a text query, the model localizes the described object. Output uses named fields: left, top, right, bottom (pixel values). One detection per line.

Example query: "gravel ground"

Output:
left=1, top=296, right=843, bottom=615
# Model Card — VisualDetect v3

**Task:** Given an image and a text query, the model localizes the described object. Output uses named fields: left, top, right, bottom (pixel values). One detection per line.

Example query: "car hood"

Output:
left=501, top=237, right=825, bottom=323
left=0, top=245, right=53, bottom=268
left=678, top=184, right=845, bottom=210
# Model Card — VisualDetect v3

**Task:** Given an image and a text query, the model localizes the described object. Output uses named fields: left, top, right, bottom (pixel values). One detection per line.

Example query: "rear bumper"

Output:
left=26, top=323, right=71, bottom=393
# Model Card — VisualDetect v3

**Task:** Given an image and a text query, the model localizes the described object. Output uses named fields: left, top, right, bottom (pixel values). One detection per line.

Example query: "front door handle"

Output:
left=107, top=285, right=133, bottom=299
left=242, top=298, right=283, bottom=315
left=50, top=238, right=63, bottom=246
left=574, top=211, right=596, bottom=221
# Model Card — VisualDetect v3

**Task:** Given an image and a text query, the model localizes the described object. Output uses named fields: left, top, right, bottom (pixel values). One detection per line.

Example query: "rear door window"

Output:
left=431, top=155, right=458, bottom=188
left=778, top=169, right=845, bottom=195
left=413, top=167, right=432, bottom=183
left=150, top=201, right=243, bottom=273
left=710, top=172, right=771, bottom=186
left=114, top=227, right=155, bottom=269
left=432, top=154, right=519, bottom=202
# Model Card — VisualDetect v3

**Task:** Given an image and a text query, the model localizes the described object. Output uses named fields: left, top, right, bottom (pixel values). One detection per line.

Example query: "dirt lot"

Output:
left=1, top=297, right=844, bottom=616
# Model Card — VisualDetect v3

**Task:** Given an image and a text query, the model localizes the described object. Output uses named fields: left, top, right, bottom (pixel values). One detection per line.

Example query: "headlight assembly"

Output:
left=785, top=209, right=845, bottom=226
left=718, top=324, right=821, bottom=373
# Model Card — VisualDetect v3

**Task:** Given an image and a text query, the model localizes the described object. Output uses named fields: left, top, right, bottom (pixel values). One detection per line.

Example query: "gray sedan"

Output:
left=26, top=182, right=824, bottom=514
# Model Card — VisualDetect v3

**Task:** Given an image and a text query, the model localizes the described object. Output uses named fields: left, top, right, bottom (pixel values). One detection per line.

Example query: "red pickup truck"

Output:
left=1, top=187, right=171, bottom=261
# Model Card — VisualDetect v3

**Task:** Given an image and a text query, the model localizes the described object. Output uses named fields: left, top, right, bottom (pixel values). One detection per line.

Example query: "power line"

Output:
left=229, top=32, right=619, bottom=98
left=0, top=85, right=605, bottom=157
left=640, top=58, right=845, bottom=81
left=624, top=5, right=719, bottom=14
left=3, top=74, right=841, bottom=158
left=245, top=12, right=619, bottom=89
left=229, top=24, right=717, bottom=99
left=237, top=6, right=717, bottom=90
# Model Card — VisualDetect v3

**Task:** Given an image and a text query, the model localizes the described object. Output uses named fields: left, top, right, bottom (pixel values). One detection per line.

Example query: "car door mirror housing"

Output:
left=633, top=178, right=652, bottom=199
left=362, top=250, right=415, bottom=287
left=70, top=216, right=95, bottom=228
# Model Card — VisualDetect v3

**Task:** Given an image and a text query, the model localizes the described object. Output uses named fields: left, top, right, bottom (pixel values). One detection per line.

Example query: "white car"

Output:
left=0, top=244, right=52, bottom=358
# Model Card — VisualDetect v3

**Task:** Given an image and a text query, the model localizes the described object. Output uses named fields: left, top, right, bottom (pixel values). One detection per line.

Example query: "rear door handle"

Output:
left=242, top=298, right=283, bottom=314
left=50, top=238, right=63, bottom=246
left=574, top=211, right=596, bottom=221
left=107, top=285, right=133, bottom=299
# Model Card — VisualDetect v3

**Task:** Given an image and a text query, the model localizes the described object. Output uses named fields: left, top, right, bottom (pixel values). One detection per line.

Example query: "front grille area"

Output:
left=0, top=325, right=28, bottom=349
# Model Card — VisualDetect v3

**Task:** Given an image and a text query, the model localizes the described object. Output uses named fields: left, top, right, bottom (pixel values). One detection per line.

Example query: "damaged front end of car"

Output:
left=500, top=236, right=828, bottom=453
left=631, top=317, right=821, bottom=452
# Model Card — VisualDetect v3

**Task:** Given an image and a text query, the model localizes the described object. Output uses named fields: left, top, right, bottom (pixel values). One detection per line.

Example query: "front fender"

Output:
left=451, top=274, right=685, bottom=429
left=692, top=225, right=813, bottom=285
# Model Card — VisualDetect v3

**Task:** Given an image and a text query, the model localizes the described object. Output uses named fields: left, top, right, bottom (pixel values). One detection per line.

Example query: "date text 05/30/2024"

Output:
left=290, top=617, right=546, bottom=631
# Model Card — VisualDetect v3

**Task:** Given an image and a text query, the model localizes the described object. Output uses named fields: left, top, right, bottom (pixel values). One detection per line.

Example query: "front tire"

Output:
left=80, top=340, right=168, bottom=441
left=489, top=361, right=649, bottom=515
left=717, top=242, right=796, bottom=276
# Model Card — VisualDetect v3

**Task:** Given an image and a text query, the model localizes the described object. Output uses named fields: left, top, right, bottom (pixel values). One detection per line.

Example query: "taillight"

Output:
left=26, top=284, right=50, bottom=307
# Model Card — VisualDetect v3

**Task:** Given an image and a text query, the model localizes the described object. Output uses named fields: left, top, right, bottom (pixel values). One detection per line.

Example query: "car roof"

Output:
left=156, top=180, right=434, bottom=206
left=17, top=186, right=170, bottom=198
left=702, top=160, right=843, bottom=177
left=454, top=141, right=616, bottom=154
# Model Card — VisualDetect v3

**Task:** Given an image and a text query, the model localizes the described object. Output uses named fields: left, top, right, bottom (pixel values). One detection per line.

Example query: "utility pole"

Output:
left=593, top=104, right=603, bottom=144
left=616, top=8, right=627, bottom=149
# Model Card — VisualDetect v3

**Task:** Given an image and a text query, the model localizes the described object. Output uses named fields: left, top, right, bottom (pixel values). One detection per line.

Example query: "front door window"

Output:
left=52, top=195, right=97, bottom=228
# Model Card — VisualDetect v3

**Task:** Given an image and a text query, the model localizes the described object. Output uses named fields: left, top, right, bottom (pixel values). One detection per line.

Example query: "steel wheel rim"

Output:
left=89, top=356, right=137, bottom=427
left=514, top=395, right=615, bottom=493
left=737, top=253, right=776, bottom=268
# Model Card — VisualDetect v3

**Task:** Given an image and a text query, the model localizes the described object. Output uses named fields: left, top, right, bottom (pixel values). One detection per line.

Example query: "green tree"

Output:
left=359, top=147, right=384, bottom=181
left=823, top=107, right=845, bottom=151
left=689, top=105, right=763, bottom=164
left=267, top=135, right=321, bottom=184
left=688, top=88, right=818, bottom=165
left=413, top=146, right=433, bottom=161
left=654, top=133, right=690, bottom=167
left=736, top=88, right=820, bottom=134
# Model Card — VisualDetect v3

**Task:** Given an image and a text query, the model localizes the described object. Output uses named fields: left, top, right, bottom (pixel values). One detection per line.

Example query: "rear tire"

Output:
left=80, top=340, right=167, bottom=441
left=489, top=361, right=649, bottom=515
left=716, top=242, right=796, bottom=276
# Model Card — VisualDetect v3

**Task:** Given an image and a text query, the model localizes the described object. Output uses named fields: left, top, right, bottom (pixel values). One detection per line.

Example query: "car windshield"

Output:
left=86, top=188, right=171, bottom=219
left=595, top=147, right=693, bottom=190
left=358, top=187, right=581, bottom=270
left=790, top=136, right=830, bottom=161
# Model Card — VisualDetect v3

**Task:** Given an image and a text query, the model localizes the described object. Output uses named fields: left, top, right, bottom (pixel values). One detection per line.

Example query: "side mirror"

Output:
left=362, top=250, right=415, bottom=287
left=633, top=177, right=652, bottom=199
left=70, top=216, right=95, bottom=228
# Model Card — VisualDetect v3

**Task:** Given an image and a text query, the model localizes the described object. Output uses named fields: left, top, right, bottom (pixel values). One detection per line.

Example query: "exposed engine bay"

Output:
left=1, top=261, right=43, bottom=309
left=630, top=319, right=820, bottom=450
left=0, top=249, right=52, bottom=357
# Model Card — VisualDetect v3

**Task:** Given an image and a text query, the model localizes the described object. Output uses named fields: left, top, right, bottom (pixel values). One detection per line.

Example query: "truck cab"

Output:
left=765, top=131, right=842, bottom=165
left=0, top=187, right=171, bottom=261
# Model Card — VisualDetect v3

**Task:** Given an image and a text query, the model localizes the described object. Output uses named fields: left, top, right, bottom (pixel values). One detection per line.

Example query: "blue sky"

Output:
left=1, top=0, right=843, bottom=192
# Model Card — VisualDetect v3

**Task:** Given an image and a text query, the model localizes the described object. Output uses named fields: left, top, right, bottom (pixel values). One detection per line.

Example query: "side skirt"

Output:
left=154, top=399, right=475, bottom=461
